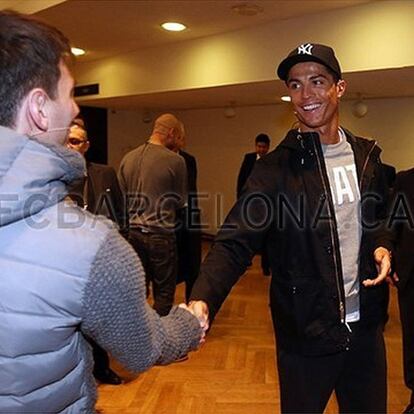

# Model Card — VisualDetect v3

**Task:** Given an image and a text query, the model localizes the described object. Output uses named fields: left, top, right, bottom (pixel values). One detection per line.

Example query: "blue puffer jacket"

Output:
left=0, top=126, right=111, bottom=413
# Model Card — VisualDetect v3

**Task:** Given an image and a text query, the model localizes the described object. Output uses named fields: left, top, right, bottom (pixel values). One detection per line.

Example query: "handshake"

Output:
left=179, top=300, right=209, bottom=345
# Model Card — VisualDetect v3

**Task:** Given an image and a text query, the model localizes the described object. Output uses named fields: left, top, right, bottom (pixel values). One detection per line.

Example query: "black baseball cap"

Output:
left=277, top=43, right=342, bottom=81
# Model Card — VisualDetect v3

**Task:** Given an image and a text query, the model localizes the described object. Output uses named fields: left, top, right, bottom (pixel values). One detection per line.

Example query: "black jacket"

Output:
left=391, top=168, right=414, bottom=289
left=176, top=150, right=202, bottom=298
left=191, top=129, right=392, bottom=356
left=237, top=152, right=257, bottom=198
left=69, top=162, right=128, bottom=237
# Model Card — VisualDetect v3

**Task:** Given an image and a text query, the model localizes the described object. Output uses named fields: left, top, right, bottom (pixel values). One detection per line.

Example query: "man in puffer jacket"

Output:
left=0, top=10, right=206, bottom=413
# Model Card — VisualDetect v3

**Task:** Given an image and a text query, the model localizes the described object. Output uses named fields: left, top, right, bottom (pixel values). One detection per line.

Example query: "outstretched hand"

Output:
left=362, top=247, right=392, bottom=287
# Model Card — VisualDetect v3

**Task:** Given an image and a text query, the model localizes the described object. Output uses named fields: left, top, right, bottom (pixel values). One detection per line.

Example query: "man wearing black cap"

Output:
left=190, top=43, right=392, bottom=413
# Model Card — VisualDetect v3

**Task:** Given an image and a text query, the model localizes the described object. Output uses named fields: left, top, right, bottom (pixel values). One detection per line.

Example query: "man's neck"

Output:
left=300, top=121, right=340, bottom=145
left=148, top=133, right=163, bottom=146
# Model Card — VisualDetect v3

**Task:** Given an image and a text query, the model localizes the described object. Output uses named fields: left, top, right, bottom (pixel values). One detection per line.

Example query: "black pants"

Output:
left=175, top=210, right=201, bottom=302
left=399, top=277, right=414, bottom=402
left=277, top=325, right=387, bottom=413
left=129, top=228, right=177, bottom=316
left=261, top=248, right=270, bottom=274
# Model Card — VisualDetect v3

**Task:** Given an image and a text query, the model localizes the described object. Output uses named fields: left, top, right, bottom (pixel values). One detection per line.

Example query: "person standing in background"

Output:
left=237, top=133, right=271, bottom=275
left=236, top=133, right=271, bottom=198
left=68, top=117, right=128, bottom=238
left=67, top=118, right=125, bottom=385
left=118, top=113, right=187, bottom=316
left=390, top=168, right=414, bottom=413
left=171, top=122, right=202, bottom=301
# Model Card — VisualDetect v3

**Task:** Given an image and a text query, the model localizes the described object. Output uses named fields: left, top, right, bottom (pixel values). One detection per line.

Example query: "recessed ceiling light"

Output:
left=161, top=22, right=187, bottom=32
left=71, top=47, right=85, bottom=56
left=281, top=96, right=291, bottom=102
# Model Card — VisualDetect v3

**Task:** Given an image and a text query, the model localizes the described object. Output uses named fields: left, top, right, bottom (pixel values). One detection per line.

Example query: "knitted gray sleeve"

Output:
left=81, top=229, right=201, bottom=372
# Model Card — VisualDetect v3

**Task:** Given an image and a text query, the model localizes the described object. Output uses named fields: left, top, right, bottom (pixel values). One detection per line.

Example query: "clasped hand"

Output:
left=179, top=300, right=209, bottom=345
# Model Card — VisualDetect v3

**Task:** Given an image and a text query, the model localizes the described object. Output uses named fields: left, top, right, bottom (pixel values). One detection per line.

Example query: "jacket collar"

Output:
left=0, top=126, right=86, bottom=226
left=279, top=128, right=381, bottom=159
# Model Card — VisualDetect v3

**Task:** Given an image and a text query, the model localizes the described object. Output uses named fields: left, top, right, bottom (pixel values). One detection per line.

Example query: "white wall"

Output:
left=108, top=96, right=414, bottom=234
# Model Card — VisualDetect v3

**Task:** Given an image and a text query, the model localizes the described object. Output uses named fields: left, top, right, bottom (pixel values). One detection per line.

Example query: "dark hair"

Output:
left=325, top=66, right=341, bottom=83
left=0, top=10, right=72, bottom=127
left=255, top=133, right=270, bottom=145
left=285, top=64, right=340, bottom=85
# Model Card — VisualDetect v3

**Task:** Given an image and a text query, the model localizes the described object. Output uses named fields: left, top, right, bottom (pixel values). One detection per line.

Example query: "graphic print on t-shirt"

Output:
left=329, top=164, right=358, bottom=206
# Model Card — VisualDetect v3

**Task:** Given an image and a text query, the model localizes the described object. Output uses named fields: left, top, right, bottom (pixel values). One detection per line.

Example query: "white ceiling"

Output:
left=3, top=0, right=413, bottom=111
left=34, top=0, right=372, bottom=62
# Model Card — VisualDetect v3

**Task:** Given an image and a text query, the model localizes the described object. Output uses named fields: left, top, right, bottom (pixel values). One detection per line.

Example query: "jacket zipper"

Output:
left=309, top=134, right=346, bottom=323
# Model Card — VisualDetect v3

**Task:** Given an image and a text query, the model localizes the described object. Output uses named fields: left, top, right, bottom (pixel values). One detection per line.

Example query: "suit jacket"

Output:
left=70, top=162, right=128, bottom=237
left=392, top=168, right=414, bottom=288
left=236, top=152, right=257, bottom=198
left=176, top=150, right=201, bottom=291
left=179, top=150, right=198, bottom=207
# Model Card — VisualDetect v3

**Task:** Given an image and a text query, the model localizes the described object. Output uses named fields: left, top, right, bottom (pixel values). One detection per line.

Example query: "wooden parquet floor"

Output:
left=96, top=251, right=410, bottom=413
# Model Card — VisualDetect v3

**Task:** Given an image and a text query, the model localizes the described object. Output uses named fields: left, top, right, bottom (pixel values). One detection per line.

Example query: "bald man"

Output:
left=118, top=114, right=187, bottom=316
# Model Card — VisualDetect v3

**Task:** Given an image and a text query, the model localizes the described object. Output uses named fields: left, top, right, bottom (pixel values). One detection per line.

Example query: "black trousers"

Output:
left=399, top=277, right=414, bottom=402
left=176, top=215, right=202, bottom=302
left=277, top=325, right=387, bottom=413
left=129, top=228, right=177, bottom=316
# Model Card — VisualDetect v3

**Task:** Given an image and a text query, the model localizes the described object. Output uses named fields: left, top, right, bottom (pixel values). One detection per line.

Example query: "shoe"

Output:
left=94, top=368, right=123, bottom=385
left=403, top=402, right=414, bottom=413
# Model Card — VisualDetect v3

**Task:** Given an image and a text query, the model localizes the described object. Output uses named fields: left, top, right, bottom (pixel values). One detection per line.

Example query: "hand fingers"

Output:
left=363, top=258, right=391, bottom=287
left=178, top=302, right=208, bottom=346
left=189, top=301, right=209, bottom=325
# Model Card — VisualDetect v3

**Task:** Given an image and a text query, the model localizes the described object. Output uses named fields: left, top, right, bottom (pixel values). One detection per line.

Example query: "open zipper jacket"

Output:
left=191, top=128, right=392, bottom=356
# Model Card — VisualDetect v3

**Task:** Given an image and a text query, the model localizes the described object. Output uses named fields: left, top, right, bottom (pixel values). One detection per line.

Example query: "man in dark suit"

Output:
left=172, top=122, right=202, bottom=301
left=236, top=133, right=270, bottom=198
left=68, top=118, right=127, bottom=237
left=236, top=133, right=271, bottom=275
left=67, top=118, right=126, bottom=385
left=391, top=168, right=414, bottom=413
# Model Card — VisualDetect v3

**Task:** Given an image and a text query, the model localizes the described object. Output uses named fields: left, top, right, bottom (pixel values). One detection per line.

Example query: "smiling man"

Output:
left=190, top=43, right=392, bottom=413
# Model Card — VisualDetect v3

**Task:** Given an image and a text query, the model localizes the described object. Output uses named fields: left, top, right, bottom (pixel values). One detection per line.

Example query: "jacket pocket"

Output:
left=271, top=273, right=326, bottom=338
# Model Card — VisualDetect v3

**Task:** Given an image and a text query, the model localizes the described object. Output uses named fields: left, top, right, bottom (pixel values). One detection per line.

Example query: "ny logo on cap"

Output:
left=297, top=43, right=313, bottom=55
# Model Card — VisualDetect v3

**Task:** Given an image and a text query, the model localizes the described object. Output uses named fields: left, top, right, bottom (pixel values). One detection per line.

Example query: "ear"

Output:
left=27, top=89, right=49, bottom=132
left=336, top=79, right=347, bottom=98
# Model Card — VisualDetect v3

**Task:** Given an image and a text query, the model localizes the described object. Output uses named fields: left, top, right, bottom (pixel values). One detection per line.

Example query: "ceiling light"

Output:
left=161, top=22, right=187, bottom=32
left=71, top=47, right=85, bottom=56
left=281, top=96, right=291, bottom=102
